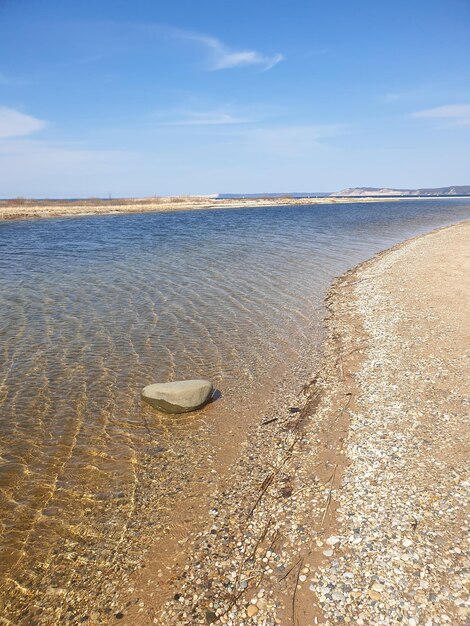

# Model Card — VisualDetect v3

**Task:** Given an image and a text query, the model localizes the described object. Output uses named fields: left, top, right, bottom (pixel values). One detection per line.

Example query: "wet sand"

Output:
left=148, top=221, right=469, bottom=625
left=0, top=195, right=401, bottom=221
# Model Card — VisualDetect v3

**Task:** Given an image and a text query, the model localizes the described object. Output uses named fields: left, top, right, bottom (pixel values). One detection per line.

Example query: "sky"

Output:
left=0, top=0, right=469, bottom=197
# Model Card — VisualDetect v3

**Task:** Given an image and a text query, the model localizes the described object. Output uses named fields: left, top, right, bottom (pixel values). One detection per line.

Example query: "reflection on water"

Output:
left=0, top=200, right=469, bottom=620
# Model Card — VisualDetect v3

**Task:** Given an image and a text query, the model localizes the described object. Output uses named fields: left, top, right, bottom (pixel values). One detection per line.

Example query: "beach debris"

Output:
left=141, top=379, right=213, bottom=413
left=261, top=417, right=278, bottom=425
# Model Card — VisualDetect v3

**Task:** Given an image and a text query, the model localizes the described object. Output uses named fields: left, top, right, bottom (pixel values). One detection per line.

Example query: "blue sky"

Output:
left=0, top=0, right=469, bottom=197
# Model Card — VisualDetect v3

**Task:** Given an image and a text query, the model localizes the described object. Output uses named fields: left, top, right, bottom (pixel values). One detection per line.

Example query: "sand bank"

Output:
left=0, top=195, right=401, bottom=222
left=137, top=221, right=468, bottom=625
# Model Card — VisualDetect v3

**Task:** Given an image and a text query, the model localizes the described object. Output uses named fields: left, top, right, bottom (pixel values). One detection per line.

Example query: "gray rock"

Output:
left=141, top=379, right=213, bottom=413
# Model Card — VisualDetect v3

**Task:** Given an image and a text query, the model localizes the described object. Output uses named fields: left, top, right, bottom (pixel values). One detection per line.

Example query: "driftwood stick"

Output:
left=218, top=589, right=245, bottom=619
left=261, top=417, right=278, bottom=426
left=247, top=472, right=275, bottom=518
left=331, top=392, right=353, bottom=428
left=235, top=542, right=247, bottom=590
left=292, top=556, right=304, bottom=625
left=321, top=464, right=338, bottom=525
left=247, top=440, right=299, bottom=520
left=264, top=529, right=279, bottom=556
left=278, top=557, right=302, bottom=583
left=247, top=517, right=272, bottom=562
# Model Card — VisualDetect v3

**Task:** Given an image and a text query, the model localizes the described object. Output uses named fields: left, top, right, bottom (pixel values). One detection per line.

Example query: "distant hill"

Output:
left=217, top=192, right=331, bottom=199
left=218, top=187, right=470, bottom=199
left=330, top=186, right=470, bottom=197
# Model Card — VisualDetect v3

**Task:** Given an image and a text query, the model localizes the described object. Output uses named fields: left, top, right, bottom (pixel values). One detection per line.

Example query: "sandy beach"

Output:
left=0, top=196, right=404, bottom=221
left=117, top=221, right=470, bottom=626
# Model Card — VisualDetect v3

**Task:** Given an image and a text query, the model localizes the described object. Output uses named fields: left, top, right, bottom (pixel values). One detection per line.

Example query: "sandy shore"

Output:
left=114, top=221, right=469, bottom=625
left=0, top=195, right=401, bottom=222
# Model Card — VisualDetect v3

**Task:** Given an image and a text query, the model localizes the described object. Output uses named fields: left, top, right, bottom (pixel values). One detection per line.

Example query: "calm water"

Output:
left=0, top=199, right=469, bottom=620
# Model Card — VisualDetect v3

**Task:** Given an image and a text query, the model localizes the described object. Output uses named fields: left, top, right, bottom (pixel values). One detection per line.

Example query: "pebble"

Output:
left=368, top=590, right=381, bottom=601
left=332, top=591, right=346, bottom=602
left=326, top=536, right=340, bottom=546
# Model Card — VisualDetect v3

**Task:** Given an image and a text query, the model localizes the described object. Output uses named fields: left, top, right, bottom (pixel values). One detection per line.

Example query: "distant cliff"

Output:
left=330, top=185, right=470, bottom=197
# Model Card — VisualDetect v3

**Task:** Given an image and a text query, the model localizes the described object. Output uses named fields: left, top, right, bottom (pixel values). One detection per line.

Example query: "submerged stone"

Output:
left=141, top=379, right=213, bottom=413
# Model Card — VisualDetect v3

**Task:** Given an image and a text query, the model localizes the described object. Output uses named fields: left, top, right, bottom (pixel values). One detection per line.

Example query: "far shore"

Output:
left=0, top=194, right=444, bottom=222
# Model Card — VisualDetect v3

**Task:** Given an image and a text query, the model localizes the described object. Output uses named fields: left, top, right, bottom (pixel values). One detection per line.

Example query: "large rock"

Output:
left=141, top=379, right=213, bottom=414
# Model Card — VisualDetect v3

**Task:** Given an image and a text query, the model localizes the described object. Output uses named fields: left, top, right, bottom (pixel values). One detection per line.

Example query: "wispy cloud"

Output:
left=0, top=106, right=47, bottom=138
left=412, top=104, right=470, bottom=127
left=236, top=124, right=350, bottom=158
left=379, top=86, right=429, bottom=104
left=151, top=100, right=283, bottom=127
left=155, top=108, right=251, bottom=126
left=180, top=31, right=283, bottom=71
left=383, top=91, right=413, bottom=103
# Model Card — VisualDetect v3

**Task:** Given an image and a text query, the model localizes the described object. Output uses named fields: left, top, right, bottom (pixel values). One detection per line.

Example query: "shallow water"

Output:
left=0, top=199, right=469, bottom=619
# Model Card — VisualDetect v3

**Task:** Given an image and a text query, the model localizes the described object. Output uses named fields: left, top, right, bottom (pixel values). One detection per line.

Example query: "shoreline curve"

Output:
left=149, top=220, right=469, bottom=625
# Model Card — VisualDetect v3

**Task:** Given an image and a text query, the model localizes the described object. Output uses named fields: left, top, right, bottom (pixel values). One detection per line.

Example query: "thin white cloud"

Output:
left=412, top=104, right=470, bottom=127
left=383, top=91, right=409, bottom=103
left=252, top=123, right=348, bottom=143
left=382, top=88, right=424, bottom=103
left=0, top=106, right=46, bottom=138
left=154, top=108, right=251, bottom=126
left=182, top=31, right=283, bottom=71
left=36, top=21, right=283, bottom=73
left=234, top=124, right=350, bottom=158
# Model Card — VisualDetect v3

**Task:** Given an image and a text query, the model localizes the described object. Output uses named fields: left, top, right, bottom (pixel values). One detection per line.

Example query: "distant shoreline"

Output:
left=1, top=194, right=468, bottom=223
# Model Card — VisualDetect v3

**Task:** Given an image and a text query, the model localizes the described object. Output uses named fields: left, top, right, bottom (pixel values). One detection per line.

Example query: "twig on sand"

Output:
left=321, top=464, right=338, bottom=525
left=247, top=517, right=273, bottom=562
left=261, top=417, right=278, bottom=426
left=247, top=436, right=300, bottom=519
left=234, top=542, right=247, bottom=591
left=235, top=517, right=273, bottom=590
left=338, top=356, right=344, bottom=381
left=341, top=392, right=353, bottom=414
left=247, top=472, right=275, bottom=519
left=292, top=556, right=304, bottom=625
left=217, top=589, right=245, bottom=620
left=331, top=392, right=353, bottom=428
left=278, top=557, right=303, bottom=583
left=265, top=528, right=279, bottom=556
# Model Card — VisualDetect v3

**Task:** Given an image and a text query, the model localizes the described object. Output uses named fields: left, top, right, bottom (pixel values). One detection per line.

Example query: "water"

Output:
left=0, top=199, right=469, bottom=620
